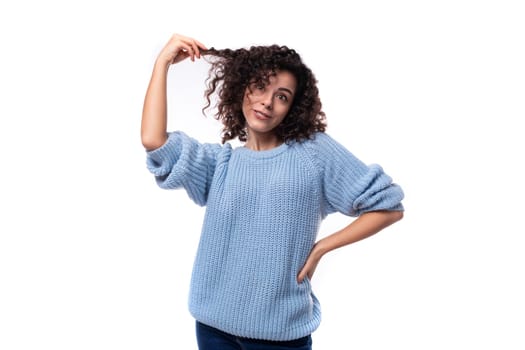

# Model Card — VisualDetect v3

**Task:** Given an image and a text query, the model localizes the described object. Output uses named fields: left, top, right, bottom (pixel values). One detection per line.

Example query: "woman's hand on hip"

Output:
left=297, top=243, right=324, bottom=283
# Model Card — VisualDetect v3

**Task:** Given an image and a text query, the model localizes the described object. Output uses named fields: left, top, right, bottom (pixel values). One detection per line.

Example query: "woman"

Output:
left=141, top=33, right=404, bottom=350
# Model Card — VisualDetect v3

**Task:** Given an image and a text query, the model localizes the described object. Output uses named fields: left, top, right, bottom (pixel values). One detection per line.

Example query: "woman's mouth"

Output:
left=254, top=110, right=271, bottom=120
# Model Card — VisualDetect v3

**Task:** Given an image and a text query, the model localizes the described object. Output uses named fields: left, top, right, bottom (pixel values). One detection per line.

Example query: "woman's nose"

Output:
left=261, top=94, right=273, bottom=110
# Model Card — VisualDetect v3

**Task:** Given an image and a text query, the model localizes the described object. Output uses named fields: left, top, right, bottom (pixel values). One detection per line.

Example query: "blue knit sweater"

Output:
left=146, top=131, right=404, bottom=341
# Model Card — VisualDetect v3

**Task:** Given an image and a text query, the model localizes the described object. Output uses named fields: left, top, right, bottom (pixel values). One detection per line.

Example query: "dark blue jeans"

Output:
left=196, top=322, right=313, bottom=350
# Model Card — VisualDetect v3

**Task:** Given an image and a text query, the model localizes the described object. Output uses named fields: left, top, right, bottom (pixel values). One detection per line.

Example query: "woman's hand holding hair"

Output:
left=155, top=33, right=208, bottom=68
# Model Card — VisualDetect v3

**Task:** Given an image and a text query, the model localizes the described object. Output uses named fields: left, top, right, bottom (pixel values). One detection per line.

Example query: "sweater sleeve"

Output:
left=145, top=131, right=224, bottom=206
left=309, top=132, right=404, bottom=217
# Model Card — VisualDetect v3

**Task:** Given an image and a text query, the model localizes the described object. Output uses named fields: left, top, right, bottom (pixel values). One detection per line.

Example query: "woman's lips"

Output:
left=254, top=110, right=271, bottom=120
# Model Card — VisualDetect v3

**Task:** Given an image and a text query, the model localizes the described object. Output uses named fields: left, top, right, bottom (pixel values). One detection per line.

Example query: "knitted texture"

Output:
left=146, top=131, right=404, bottom=341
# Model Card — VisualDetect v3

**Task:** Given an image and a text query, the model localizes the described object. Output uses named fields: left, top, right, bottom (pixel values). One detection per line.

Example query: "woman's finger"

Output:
left=192, top=39, right=208, bottom=58
left=172, top=41, right=195, bottom=63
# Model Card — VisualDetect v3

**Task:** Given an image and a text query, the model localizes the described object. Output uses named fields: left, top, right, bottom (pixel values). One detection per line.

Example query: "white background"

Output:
left=1, top=0, right=524, bottom=349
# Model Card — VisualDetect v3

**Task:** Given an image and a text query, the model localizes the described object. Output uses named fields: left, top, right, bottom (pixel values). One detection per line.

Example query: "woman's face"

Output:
left=242, top=70, right=297, bottom=137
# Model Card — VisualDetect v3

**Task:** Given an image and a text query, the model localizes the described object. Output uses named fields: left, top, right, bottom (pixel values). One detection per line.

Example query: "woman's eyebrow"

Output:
left=277, top=87, right=294, bottom=95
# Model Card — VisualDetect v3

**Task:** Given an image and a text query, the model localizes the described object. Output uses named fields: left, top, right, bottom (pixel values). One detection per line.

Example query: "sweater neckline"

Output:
left=235, top=141, right=290, bottom=159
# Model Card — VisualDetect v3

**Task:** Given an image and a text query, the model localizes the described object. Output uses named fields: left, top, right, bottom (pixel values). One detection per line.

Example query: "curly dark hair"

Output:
left=202, top=45, right=326, bottom=144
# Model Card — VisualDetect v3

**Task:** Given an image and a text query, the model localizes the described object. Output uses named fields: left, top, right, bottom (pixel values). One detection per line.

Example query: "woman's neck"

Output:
left=244, top=132, right=282, bottom=151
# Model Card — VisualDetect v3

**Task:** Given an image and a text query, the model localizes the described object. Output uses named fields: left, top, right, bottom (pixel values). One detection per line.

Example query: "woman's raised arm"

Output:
left=141, top=34, right=207, bottom=151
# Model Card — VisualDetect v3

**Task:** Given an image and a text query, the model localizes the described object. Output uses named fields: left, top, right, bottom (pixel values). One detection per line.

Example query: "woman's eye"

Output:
left=277, top=94, right=288, bottom=102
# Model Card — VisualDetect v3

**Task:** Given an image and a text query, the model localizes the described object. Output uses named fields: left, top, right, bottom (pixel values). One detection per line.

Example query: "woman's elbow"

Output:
left=389, top=210, right=404, bottom=224
left=377, top=209, right=403, bottom=226
left=141, top=133, right=167, bottom=151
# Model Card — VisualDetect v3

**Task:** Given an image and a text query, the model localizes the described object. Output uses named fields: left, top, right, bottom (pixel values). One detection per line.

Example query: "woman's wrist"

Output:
left=312, top=240, right=329, bottom=259
left=153, top=57, right=172, bottom=73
